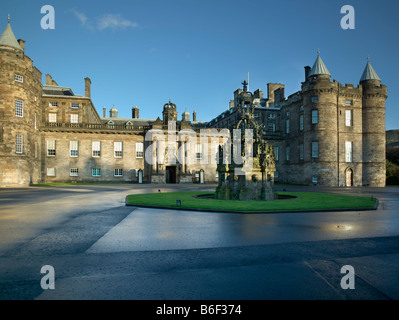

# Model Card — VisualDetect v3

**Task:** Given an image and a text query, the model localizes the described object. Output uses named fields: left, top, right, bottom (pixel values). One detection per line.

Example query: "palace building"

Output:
left=0, top=19, right=387, bottom=187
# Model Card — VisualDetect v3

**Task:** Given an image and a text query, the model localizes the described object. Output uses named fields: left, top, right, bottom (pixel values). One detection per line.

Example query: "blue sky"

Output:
left=2, top=0, right=398, bottom=129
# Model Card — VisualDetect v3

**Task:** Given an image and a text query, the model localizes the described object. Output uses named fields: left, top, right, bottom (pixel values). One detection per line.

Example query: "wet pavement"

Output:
left=0, top=184, right=398, bottom=300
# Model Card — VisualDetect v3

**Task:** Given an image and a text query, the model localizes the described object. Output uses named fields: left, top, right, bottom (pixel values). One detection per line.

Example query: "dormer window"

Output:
left=14, top=74, right=23, bottom=83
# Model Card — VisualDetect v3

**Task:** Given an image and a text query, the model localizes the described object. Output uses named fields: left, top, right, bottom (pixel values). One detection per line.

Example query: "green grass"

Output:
left=126, top=191, right=377, bottom=212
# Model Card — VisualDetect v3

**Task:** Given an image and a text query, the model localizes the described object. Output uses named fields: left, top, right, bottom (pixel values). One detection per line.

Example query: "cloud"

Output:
left=97, top=14, right=138, bottom=31
left=68, top=9, right=138, bottom=31
left=69, top=8, right=88, bottom=26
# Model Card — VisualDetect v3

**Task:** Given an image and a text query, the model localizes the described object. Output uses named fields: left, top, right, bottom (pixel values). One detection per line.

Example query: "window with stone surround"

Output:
left=299, top=144, right=304, bottom=160
left=71, top=103, right=80, bottom=108
left=15, top=100, right=23, bottom=117
left=299, top=114, right=304, bottom=131
left=345, top=141, right=353, bottom=162
left=70, top=114, right=79, bottom=123
left=47, top=168, right=55, bottom=176
left=70, top=141, right=79, bottom=157
left=136, top=142, right=144, bottom=158
left=286, top=146, right=290, bottom=162
left=114, top=142, right=123, bottom=158
left=196, top=144, right=203, bottom=160
left=311, top=110, right=318, bottom=124
left=49, top=101, right=58, bottom=107
left=16, top=134, right=23, bottom=153
left=311, top=96, right=318, bottom=103
left=92, top=168, right=101, bottom=177
left=312, top=141, right=319, bottom=158
left=312, top=175, right=318, bottom=184
left=49, top=113, right=57, bottom=123
left=70, top=168, right=79, bottom=177
left=268, top=123, right=276, bottom=132
left=14, top=74, right=23, bottom=83
left=92, top=141, right=101, bottom=157
left=285, top=119, right=290, bottom=134
left=345, top=110, right=353, bottom=127
left=274, top=146, right=279, bottom=161
left=47, top=140, right=56, bottom=156
left=114, top=169, right=123, bottom=177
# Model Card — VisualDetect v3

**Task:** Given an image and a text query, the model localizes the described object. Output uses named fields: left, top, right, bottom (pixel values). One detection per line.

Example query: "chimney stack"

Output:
left=193, top=110, right=197, bottom=122
left=46, top=74, right=53, bottom=85
left=85, top=77, right=91, bottom=98
left=132, top=106, right=139, bottom=119
left=103, top=107, right=106, bottom=118
left=17, top=39, right=25, bottom=52
left=304, top=66, right=311, bottom=81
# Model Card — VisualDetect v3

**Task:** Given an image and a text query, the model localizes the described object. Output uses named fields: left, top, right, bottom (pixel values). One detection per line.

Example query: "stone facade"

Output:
left=0, top=20, right=387, bottom=187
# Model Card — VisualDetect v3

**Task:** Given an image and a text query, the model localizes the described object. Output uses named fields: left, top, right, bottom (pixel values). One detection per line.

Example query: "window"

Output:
left=49, top=113, right=57, bottom=123
left=49, top=101, right=58, bottom=107
left=345, top=100, right=353, bottom=106
left=274, top=171, right=279, bottom=178
left=311, top=96, right=318, bottom=103
left=345, top=110, right=353, bottom=127
left=286, top=146, right=290, bottom=161
left=254, top=113, right=259, bottom=118
left=268, top=113, right=275, bottom=120
left=268, top=123, right=276, bottom=132
left=114, top=142, right=123, bottom=158
left=71, top=103, right=79, bottom=108
left=92, top=141, right=101, bottom=157
left=345, top=141, right=353, bottom=162
left=15, top=100, right=23, bottom=117
left=70, top=141, right=79, bottom=157
left=47, top=168, right=55, bottom=177
left=136, top=142, right=144, bottom=158
left=70, top=168, right=79, bottom=177
left=299, top=114, right=304, bottom=131
left=70, top=114, right=79, bottom=123
left=47, top=140, right=56, bottom=156
left=299, top=144, right=304, bottom=160
left=92, top=168, right=101, bottom=177
left=16, top=135, right=23, bottom=153
left=311, top=110, right=318, bottom=124
left=312, top=141, right=319, bottom=158
left=14, top=74, right=23, bottom=83
left=285, top=119, right=290, bottom=134
left=312, top=175, right=318, bottom=184
left=299, top=105, right=304, bottom=111
left=196, top=144, right=203, bottom=160
left=34, top=113, right=37, bottom=129
left=274, top=146, right=279, bottom=161
left=286, top=111, right=290, bottom=117
left=114, top=169, right=123, bottom=177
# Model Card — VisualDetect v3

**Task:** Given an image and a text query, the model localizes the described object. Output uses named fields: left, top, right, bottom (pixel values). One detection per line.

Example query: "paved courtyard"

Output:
left=0, top=184, right=398, bottom=301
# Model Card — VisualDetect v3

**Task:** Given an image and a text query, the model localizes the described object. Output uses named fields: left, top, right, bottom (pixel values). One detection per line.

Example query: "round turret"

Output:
left=0, top=17, right=43, bottom=186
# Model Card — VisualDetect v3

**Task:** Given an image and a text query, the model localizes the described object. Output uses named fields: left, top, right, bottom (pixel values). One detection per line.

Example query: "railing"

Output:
left=42, top=122, right=151, bottom=132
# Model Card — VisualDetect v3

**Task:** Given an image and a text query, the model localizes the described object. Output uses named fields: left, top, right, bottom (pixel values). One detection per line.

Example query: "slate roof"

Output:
left=0, top=21, right=23, bottom=50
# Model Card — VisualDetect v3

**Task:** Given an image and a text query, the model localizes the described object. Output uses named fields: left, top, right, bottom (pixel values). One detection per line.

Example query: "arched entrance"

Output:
left=345, top=168, right=353, bottom=187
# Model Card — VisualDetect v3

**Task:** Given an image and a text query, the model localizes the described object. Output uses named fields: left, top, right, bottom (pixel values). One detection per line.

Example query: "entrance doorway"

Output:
left=166, top=166, right=177, bottom=184
left=345, top=168, right=353, bottom=187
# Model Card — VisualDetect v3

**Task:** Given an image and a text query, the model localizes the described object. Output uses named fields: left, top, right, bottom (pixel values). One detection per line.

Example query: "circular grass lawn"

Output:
left=126, top=191, right=377, bottom=213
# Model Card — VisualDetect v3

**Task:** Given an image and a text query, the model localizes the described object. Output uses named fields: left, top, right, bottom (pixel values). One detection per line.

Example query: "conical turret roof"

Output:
left=0, top=18, right=23, bottom=50
left=360, top=61, right=381, bottom=82
left=308, top=54, right=330, bottom=77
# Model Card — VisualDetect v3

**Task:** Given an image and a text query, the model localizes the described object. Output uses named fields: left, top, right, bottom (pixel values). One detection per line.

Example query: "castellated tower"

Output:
left=360, top=61, right=387, bottom=187
left=301, top=53, right=339, bottom=186
left=0, top=18, right=43, bottom=186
